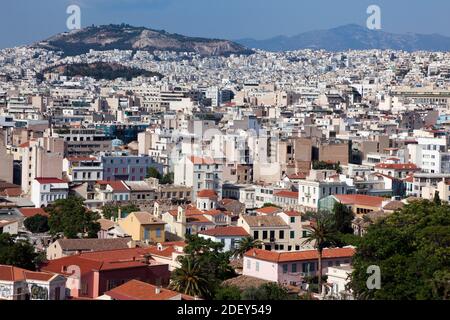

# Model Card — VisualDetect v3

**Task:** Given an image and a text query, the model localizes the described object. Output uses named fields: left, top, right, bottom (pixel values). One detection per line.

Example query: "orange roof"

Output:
left=97, top=180, right=129, bottom=192
left=255, top=206, right=282, bottom=215
left=19, top=208, right=49, bottom=218
left=244, top=247, right=355, bottom=263
left=186, top=215, right=214, bottom=224
left=198, top=226, right=249, bottom=237
left=274, top=190, right=298, bottom=198
left=189, top=156, right=215, bottom=165
left=334, top=194, right=385, bottom=208
left=0, top=265, right=56, bottom=282
left=375, top=163, right=419, bottom=170
left=282, top=210, right=301, bottom=217
left=197, top=189, right=218, bottom=198
left=105, top=280, right=180, bottom=300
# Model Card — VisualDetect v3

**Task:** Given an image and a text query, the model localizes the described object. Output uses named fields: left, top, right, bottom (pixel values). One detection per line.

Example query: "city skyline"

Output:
left=2, top=0, right=450, bottom=49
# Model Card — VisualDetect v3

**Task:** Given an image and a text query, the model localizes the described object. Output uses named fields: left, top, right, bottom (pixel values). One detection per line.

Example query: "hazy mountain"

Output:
left=34, top=24, right=253, bottom=57
left=237, top=24, right=450, bottom=52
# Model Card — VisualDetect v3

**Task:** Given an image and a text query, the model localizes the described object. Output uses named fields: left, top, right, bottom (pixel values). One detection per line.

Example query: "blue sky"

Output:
left=1, top=0, right=449, bottom=48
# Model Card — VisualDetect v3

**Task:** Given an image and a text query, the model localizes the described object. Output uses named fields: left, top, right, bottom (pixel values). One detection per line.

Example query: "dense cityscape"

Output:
left=0, top=18, right=449, bottom=303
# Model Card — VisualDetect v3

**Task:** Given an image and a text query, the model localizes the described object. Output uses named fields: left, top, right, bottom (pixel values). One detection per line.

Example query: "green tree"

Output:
left=0, top=233, right=40, bottom=270
left=214, top=285, right=242, bottom=300
left=101, top=203, right=139, bottom=220
left=171, top=235, right=236, bottom=299
left=146, top=167, right=162, bottom=180
left=233, top=237, right=263, bottom=259
left=349, top=200, right=450, bottom=300
left=241, top=283, right=295, bottom=300
left=333, top=202, right=354, bottom=234
left=302, top=211, right=338, bottom=295
left=46, top=196, right=101, bottom=239
left=24, top=215, right=49, bottom=233
left=160, top=172, right=174, bottom=185
left=169, top=256, right=211, bottom=298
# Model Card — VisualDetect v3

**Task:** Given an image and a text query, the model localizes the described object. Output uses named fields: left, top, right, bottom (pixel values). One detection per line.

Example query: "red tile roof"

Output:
left=282, top=210, right=302, bottom=217
left=0, top=265, right=56, bottom=282
left=375, top=163, right=419, bottom=170
left=197, top=189, right=218, bottom=198
left=334, top=194, right=385, bottom=208
left=105, top=280, right=179, bottom=300
left=245, top=247, right=356, bottom=263
left=96, top=180, right=129, bottom=192
left=189, top=156, right=215, bottom=165
left=255, top=206, right=282, bottom=215
left=19, top=208, right=49, bottom=218
left=198, top=226, right=249, bottom=237
left=35, top=177, right=66, bottom=184
left=274, top=190, right=298, bottom=199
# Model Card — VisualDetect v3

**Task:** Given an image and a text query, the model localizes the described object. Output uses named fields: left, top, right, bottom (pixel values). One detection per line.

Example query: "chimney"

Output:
left=155, top=287, right=161, bottom=295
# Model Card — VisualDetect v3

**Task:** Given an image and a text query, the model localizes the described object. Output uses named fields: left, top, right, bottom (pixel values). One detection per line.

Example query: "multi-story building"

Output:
left=30, top=178, right=69, bottom=208
left=63, top=157, right=103, bottom=183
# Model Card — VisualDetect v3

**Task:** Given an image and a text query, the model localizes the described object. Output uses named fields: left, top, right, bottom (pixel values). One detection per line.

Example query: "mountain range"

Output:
left=236, top=24, right=450, bottom=52
left=34, top=24, right=253, bottom=57
left=32, top=24, right=450, bottom=56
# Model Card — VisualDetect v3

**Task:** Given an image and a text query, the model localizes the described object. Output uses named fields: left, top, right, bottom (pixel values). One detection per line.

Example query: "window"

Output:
left=262, top=231, right=268, bottom=239
left=156, top=228, right=161, bottom=238
left=81, top=282, right=88, bottom=295
left=255, top=261, right=259, bottom=272
left=279, top=230, right=284, bottom=239
left=253, top=231, right=259, bottom=239
left=290, top=231, right=295, bottom=239
left=290, top=217, right=295, bottom=223
left=247, top=259, right=251, bottom=269
left=282, top=264, right=288, bottom=274
left=292, top=263, right=297, bottom=273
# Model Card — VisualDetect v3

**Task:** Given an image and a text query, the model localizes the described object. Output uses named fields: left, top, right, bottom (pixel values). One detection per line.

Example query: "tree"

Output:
left=333, top=202, right=354, bottom=234
left=101, top=203, right=139, bottom=220
left=24, top=215, right=49, bottom=233
left=214, top=285, right=242, bottom=300
left=241, top=283, right=295, bottom=300
left=349, top=200, right=450, bottom=300
left=434, top=191, right=442, bottom=206
left=160, top=172, right=174, bottom=185
left=47, top=196, right=101, bottom=239
left=169, top=256, right=211, bottom=298
left=302, top=211, right=338, bottom=295
left=146, top=167, right=162, bottom=180
left=233, top=237, right=263, bottom=259
left=0, top=233, right=40, bottom=270
left=171, top=235, right=236, bottom=299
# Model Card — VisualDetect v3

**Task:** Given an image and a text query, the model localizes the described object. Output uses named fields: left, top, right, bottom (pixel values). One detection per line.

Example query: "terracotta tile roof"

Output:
left=0, top=220, right=17, bottom=228
left=334, top=194, right=385, bottom=208
left=105, top=280, right=179, bottom=300
left=244, top=247, right=356, bottom=263
left=97, top=218, right=115, bottom=231
left=282, top=210, right=302, bottom=217
left=255, top=206, right=282, bottom=215
left=19, top=208, right=49, bottom=218
left=382, top=200, right=404, bottom=211
left=242, top=215, right=288, bottom=228
left=186, top=215, right=214, bottom=224
left=96, top=180, right=130, bottom=192
left=274, top=190, right=299, bottom=199
left=198, top=226, right=249, bottom=237
left=375, top=163, right=419, bottom=170
left=131, top=212, right=165, bottom=225
left=54, top=238, right=132, bottom=252
left=35, top=177, right=66, bottom=184
left=0, top=187, right=22, bottom=197
left=189, top=156, right=215, bottom=165
left=0, top=265, right=56, bottom=282
left=197, top=189, right=218, bottom=198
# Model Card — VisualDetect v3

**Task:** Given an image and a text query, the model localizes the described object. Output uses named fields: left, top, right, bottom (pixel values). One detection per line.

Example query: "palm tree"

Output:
left=302, top=211, right=337, bottom=295
left=169, top=256, right=211, bottom=298
left=233, top=237, right=263, bottom=259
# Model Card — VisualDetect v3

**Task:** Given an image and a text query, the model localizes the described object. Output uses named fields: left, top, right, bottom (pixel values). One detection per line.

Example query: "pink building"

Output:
left=243, top=247, right=355, bottom=287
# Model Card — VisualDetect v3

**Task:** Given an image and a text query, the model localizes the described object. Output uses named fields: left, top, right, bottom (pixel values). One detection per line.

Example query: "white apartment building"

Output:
left=31, top=178, right=69, bottom=208
left=174, top=156, right=223, bottom=202
left=298, top=177, right=349, bottom=211
left=408, top=137, right=450, bottom=174
left=63, top=157, right=103, bottom=183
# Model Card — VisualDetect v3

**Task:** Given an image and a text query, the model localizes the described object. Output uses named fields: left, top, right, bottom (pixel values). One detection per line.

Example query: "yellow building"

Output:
left=118, top=211, right=166, bottom=243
